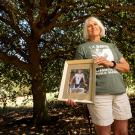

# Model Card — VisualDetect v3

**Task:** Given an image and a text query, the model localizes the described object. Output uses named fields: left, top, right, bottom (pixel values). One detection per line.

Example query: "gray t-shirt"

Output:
left=75, top=41, right=126, bottom=94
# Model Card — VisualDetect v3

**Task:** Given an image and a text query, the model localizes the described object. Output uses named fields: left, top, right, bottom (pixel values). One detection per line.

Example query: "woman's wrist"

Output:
left=110, top=61, right=117, bottom=68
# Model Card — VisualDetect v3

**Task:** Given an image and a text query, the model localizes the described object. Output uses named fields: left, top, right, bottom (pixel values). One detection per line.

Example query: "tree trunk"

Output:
left=31, top=68, right=48, bottom=125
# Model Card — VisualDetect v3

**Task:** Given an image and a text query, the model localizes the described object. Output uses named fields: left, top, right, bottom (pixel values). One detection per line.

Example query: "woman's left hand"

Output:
left=93, top=56, right=113, bottom=68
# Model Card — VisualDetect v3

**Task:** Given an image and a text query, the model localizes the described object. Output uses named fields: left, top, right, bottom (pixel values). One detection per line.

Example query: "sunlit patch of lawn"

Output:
left=0, top=92, right=58, bottom=108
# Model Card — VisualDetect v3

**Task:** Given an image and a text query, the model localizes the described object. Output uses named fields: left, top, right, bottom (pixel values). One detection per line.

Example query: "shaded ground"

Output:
left=0, top=96, right=135, bottom=135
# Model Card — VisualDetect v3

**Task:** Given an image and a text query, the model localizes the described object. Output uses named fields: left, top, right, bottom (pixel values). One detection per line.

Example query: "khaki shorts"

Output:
left=87, top=93, right=132, bottom=126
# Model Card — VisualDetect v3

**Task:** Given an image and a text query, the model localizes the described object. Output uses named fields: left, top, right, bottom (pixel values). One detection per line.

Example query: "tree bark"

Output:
left=31, top=67, right=49, bottom=125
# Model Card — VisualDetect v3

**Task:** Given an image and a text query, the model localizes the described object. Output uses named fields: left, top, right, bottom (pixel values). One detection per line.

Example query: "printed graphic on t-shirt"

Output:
left=90, top=45, right=114, bottom=61
left=89, top=45, right=118, bottom=75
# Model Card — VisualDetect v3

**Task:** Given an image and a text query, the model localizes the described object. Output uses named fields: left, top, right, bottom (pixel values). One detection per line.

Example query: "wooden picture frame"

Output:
left=58, top=59, right=96, bottom=104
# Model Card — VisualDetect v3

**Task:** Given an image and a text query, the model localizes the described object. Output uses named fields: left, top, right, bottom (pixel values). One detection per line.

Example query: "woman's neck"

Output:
left=89, top=36, right=101, bottom=42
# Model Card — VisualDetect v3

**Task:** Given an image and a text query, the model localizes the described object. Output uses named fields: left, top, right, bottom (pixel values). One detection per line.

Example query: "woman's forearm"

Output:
left=114, top=62, right=130, bottom=73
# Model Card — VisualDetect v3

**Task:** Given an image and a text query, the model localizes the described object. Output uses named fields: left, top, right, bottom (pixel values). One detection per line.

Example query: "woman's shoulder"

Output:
left=79, top=42, right=90, bottom=46
left=100, top=41, right=116, bottom=47
left=100, top=40, right=113, bottom=45
left=78, top=41, right=116, bottom=48
left=76, top=42, right=90, bottom=50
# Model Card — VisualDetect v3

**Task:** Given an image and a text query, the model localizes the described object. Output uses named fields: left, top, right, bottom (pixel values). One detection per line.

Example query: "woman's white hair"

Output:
left=83, top=16, right=105, bottom=41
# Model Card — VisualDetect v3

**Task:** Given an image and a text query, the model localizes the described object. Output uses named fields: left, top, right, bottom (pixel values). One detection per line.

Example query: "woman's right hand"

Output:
left=65, top=99, right=77, bottom=107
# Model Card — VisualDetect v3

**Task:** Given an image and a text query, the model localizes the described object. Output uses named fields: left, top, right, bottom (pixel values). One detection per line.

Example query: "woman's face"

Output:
left=87, top=20, right=101, bottom=38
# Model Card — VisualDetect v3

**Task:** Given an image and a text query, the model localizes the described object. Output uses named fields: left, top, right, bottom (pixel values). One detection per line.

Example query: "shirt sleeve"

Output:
left=113, top=44, right=123, bottom=61
left=75, top=45, right=85, bottom=59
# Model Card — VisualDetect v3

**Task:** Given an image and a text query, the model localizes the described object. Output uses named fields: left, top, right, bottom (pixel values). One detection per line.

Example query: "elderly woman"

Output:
left=67, top=16, right=132, bottom=135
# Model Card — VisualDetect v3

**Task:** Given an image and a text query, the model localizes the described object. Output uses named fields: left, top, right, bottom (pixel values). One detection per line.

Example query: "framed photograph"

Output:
left=58, top=59, right=96, bottom=104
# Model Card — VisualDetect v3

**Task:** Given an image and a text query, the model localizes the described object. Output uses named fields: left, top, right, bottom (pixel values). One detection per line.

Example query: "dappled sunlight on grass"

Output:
left=0, top=103, right=93, bottom=135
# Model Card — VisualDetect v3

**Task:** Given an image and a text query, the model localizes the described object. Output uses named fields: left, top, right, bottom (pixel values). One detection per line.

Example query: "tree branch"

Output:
left=0, top=16, right=28, bottom=43
left=0, top=1, right=28, bottom=41
left=0, top=53, right=31, bottom=73
left=41, top=50, right=72, bottom=66
left=22, top=0, right=34, bottom=25
left=39, top=0, right=47, bottom=17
